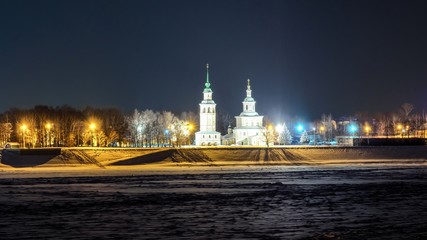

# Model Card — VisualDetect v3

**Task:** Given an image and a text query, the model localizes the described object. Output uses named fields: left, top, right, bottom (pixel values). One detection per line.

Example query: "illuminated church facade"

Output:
left=195, top=64, right=221, bottom=146
left=231, top=79, right=266, bottom=146
left=195, top=65, right=266, bottom=146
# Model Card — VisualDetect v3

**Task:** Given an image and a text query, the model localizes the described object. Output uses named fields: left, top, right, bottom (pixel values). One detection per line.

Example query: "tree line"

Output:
left=0, top=105, right=199, bottom=148
left=0, top=103, right=425, bottom=148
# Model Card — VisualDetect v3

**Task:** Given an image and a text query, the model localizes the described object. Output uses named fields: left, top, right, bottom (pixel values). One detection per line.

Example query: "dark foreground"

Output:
left=1, top=166, right=427, bottom=239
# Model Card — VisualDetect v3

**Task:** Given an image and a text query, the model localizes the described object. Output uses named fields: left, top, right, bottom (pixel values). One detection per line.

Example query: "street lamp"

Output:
left=45, top=123, right=52, bottom=147
left=312, top=127, right=316, bottom=145
left=319, top=126, right=325, bottom=143
left=90, top=123, right=96, bottom=146
left=296, top=124, right=304, bottom=133
left=364, top=125, right=371, bottom=145
left=20, top=124, right=27, bottom=148
left=275, top=124, right=284, bottom=145
left=187, top=123, right=194, bottom=145
left=397, top=124, right=403, bottom=138
left=349, top=124, right=357, bottom=137
left=406, top=125, right=410, bottom=138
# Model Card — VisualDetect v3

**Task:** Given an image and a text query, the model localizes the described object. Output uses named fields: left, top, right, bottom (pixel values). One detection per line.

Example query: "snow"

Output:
left=1, top=146, right=427, bottom=238
left=0, top=165, right=426, bottom=239
left=1, top=146, right=427, bottom=171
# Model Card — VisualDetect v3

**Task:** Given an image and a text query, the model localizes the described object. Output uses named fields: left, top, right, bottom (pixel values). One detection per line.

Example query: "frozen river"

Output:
left=1, top=165, right=427, bottom=239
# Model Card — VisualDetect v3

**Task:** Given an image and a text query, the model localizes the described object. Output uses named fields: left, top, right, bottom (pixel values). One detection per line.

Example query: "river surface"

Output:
left=1, top=165, right=427, bottom=239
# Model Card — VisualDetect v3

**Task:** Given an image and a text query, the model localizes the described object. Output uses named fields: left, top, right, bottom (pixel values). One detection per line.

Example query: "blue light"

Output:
left=296, top=124, right=304, bottom=132
left=349, top=125, right=357, bottom=133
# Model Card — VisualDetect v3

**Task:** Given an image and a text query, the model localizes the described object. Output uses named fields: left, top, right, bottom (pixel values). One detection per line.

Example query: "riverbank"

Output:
left=1, top=146, right=427, bottom=170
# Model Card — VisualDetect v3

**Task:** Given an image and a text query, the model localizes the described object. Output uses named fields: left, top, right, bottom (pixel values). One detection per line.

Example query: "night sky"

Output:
left=1, top=0, right=427, bottom=121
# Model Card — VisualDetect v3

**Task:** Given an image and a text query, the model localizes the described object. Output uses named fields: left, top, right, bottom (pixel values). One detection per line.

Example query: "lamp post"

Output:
left=45, top=123, right=52, bottom=147
left=319, top=126, right=325, bottom=143
left=364, top=125, right=371, bottom=145
left=275, top=123, right=284, bottom=145
left=267, top=124, right=273, bottom=147
left=312, top=127, right=316, bottom=145
left=90, top=123, right=96, bottom=147
left=20, top=124, right=27, bottom=148
left=348, top=124, right=358, bottom=146
left=406, top=125, right=410, bottom=138
left=397, top=124, right=403, bottom=138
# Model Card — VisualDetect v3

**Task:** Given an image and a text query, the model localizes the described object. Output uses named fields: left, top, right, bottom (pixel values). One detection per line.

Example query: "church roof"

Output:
left=239, top=112, right=261, bottom=117
left=203, top=63, right=212, bottom=92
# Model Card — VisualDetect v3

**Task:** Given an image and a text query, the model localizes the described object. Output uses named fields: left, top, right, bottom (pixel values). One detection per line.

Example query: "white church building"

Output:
left=194, top=65, right=266, bottom=146
left=195, top=64, right=221, bottom=146
left=231, top=79, right=266, bottom=146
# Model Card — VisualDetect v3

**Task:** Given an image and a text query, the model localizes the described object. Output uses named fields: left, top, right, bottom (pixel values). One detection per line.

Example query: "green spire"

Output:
left=204, top=63, right=211, bottom=89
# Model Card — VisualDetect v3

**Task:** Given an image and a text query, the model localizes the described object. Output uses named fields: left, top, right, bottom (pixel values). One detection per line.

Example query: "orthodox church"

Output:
left=195, top=64, right=221, bottom=146
left=195, top=65, right=266, bottom=146
left=231, top=79, right=266, bottom=145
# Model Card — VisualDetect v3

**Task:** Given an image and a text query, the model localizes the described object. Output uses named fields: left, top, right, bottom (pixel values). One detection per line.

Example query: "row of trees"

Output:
left=0, top=106, right=199, bottom=148
left=0, top=103, right=425, bottom=148
left=262, top=103, right=427, bottom=146
left=310, top=103, right=427, bottom=142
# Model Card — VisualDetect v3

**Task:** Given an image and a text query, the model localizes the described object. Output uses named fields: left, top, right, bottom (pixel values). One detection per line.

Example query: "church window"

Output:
left=208, top=107, right=211, bottom=113
left=203, top=108, right=205, bottom=113
left=215, top=135, right=217, bottom=138
left=246, top=105, right=248, bottom=111
left=209, top=135, right=211, bottom=138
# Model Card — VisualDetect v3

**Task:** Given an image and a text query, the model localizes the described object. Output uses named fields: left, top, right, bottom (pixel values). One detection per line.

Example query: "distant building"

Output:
left=195, top=64, right=221, bottom=146
left=222, top=79, right=266, bottom=146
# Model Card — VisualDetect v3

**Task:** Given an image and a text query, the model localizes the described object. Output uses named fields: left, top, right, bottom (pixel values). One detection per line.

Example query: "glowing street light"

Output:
left=397, top=124, right=403, bottom=138
left=364, top=126, right=371, bottom=134
left=186, top=123, right=194, bottom=145
left=296, top=124, right=304, bottom=133
left=20, top=124, right=27, bottom=148
left=45, top=122, right=53, bottom=147
left=275, top=124, right=284, bottom=134
left=89, top=123, right=96, bottom=146
left=365, top=125, right=371, bottom=145
left=349, top=124, right=358, bottom=137
left=312, top=127, right=317, bottom=145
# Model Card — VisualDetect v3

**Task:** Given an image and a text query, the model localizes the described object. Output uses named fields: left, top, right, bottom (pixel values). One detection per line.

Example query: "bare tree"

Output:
left=126, top=109, right=143, bottom=147
left=141, top=109, right=157, bottom=147
left=0, top=122, right=13, bottom=146
left=400, top=103, right=414, bottom=119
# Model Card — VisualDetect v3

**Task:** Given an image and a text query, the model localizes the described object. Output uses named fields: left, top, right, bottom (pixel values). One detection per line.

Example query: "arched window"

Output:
left=202, top=107, right=205, bottom=113
left=246, top=105, right=248, bottom=111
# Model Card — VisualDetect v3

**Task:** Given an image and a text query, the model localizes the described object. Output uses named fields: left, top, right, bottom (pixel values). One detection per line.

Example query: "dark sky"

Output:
left=1, top=0, right=427, bottom=121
